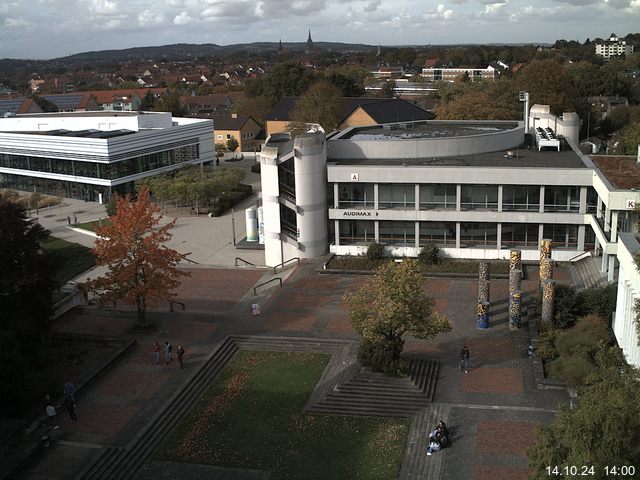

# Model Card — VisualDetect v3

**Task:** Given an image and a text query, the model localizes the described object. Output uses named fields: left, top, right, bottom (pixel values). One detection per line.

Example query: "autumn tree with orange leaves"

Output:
left=85, top=186, right=189, bottom=326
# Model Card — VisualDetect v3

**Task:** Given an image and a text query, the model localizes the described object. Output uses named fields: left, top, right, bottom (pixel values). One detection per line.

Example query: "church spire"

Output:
left=278, top=38, right=283, bottom=52
left=306, top=29, right=313, bottom=47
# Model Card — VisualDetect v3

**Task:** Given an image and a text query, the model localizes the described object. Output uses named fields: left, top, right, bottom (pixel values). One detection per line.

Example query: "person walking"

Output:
left=459, top=345, right=470, bottom=373
left=176, top=345, right=185, bottom=369
left=164, top=341, right=173, bottom=365
left=63, top=380, right=77, bottom=406
left=152, top=341, right=161, bottom=364
left=44, top=396, right=59, bottom=430
left=63, top=395, right=77, bottom=421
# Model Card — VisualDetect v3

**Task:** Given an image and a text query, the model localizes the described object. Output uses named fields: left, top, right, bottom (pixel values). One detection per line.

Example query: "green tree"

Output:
left=292, top=81, right=343, bottom=131
left=156, top=91, right=186, bottom=117
left=215, top=143, right=226, bottom=157
left=343, top=260, right=451, bottom=373
left=0, top=196, right=57, bottom=413
left=262, top=61, right=316, bottom=103
left=515, top=59, right=574, bottom=115
left=138, top=90, right=156, bottom=111
left=528, top=346, right=640, bottom=478
left=327, top=73, right=364, bottom=96
left=226, top=136, right=239, bottom=152
left=106, top=193, right=118, bottom=217
left=620, top=121, right=640, bottom=154
left=380, top=80, right=396, bottom=98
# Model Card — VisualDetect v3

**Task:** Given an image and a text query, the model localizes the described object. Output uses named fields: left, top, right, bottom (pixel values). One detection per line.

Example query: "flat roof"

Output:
left=341, top=121, right=519, bottom=140
left=329, top=142, right=588, bottom=169
left=10, top=111, right=154, bottom=118
left=4, top=129, right=136, bottom=139
left=592, top=155, right=640, bottom=190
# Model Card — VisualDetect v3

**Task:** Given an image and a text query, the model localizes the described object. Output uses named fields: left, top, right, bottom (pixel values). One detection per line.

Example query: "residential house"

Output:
left=265, top=97, right=435, bottom=136
left=40, top=92, right=99, bottom=112
left=0, top=97, right=43, bottom=117
left=213, top=113, right=263, bottom=152
left=180, top=94, right=235, bottom=117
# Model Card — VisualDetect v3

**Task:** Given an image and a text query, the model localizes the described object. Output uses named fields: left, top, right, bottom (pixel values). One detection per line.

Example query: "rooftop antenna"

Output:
left=519, top=91, right=530, bottom=135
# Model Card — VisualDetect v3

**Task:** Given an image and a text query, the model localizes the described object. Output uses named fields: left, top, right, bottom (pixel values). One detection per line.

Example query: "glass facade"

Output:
left=338, top=183, right=374, bottom=208
left=543, top=224, right=579, bottom=249
left=460, top=222, right=497, bottom=248
left=501, top=223, right=539, bottom=248
left=280, top=204, right=297, bottom=239
left=419, top=184, right=456, bottom=210
left=339, top=220, right=374, bottom=245
left=0, top=144, right=199, bottom=181
left=419, top=222, right=456, bottom=246
left=378, top=184, right=415, bottom=209
left=502, top=186, right=540, bottom=211
left=278, top=157, right=295, bottom=199
left=379, top=221, right=415, bottom=245
left=460, top=185, right=498, bottom=210
left=544, top=186, right=580, bottom=212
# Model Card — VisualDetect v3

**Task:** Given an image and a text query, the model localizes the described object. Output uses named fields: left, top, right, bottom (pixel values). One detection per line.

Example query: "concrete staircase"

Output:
left=398, top=404, right=451, bottom=480
left=305, top=357, right=439, bottom=418
left=74, top=335, right=440, bottom=480
left=571, top=256, right=608, bottom=290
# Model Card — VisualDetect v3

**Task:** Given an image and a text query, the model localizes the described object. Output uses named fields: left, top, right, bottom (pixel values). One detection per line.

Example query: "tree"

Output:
left=291, top=81, right=343, bottom=131
left=381, top=80, right=396, bottom=98
left=343, top=260, right=451, bottom=373
left=106, top=193, right=118, bottom=217
left=0, top=196, right=57, bottom=413
left=85, top=186, right=190, bottom=326
left=515, top=59, right=574, bottom=115
left=261, top=61, right=316, bottom=103
left=528, top=346, right=640, bottom=478
left=215, top=143, right=226, bottom=157
left=620, top=121, right=640, bottom=154
left=138, top=90, right=156, bottom=111
left=226, top=136, right=239, bottom=152
left=156, top=91, right=186, bottom=117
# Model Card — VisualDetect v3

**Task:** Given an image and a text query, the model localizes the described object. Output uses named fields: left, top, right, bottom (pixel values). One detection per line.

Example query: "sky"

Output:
left=1, top=0, right=639, bottom=60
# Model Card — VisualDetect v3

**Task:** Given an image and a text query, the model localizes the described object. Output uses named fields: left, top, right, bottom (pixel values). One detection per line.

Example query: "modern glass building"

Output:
left=0, top=111, right=214, bottom=202
left=259, top=114, right=639, bottom=282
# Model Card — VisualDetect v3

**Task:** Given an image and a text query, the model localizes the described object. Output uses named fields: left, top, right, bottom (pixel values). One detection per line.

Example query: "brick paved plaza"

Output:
left=16, top=260, right=571, bottom=480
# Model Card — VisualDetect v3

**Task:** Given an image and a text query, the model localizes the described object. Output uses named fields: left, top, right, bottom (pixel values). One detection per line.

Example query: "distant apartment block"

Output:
left=595, top=33, right=634, bottom=60
left=421, top=66, right=495, bottom=82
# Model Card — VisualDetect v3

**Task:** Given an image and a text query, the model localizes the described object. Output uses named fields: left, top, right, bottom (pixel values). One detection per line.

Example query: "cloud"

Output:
left=552, top=0, right=597, bottom=5
left=364, top=0, right=382, bottom=12
left=137, top=9, right=165, bottom=26
left=173, top=11, right=192, bottom=25
left=89, top=0, right=119, bottom=15
left=4, top=17, right=31, bottom=27
left=423, top=3, right=454, bottom=20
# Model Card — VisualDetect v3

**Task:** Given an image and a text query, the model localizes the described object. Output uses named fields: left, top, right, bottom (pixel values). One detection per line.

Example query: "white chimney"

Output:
left=637, top=145, right=640, bottom=164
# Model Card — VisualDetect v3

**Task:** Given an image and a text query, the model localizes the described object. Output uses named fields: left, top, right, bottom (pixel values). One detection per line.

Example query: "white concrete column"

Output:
left=374, top=221, right=379, bottom=242
left=415, top=221, right=420, bottom=248
left=456, top=184, right=462, bottom=211
left=604, top=206, right=611, bottom=232
left=333, top=183, right=339, bottom=209
left=597, top=197, right=603, bottom=219
left=539, top=186, right=545, bottom=213
left=611, top=211, right=619, bottom=243
left=374, top=184, right=379, bottom=210
left=497, top=185, right=503, bottom=212
left=538, top=224, right=545, bottom=245
left=601, top=252, right=608, bottom=273
left=334, top=220, right=340, bottom=246
left=456, top=222, right=461, bottom=249
left=579, top=187, right=587, bottom=215
left=415, top=184, right=420, bottom=211
left=608, top=255, right=616, bottom=282
left=577, top=225, right=585, bottom=251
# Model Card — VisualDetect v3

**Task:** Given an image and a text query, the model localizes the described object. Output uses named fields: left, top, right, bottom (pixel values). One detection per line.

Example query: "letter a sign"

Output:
left=350, top=173, right=359, bottom=181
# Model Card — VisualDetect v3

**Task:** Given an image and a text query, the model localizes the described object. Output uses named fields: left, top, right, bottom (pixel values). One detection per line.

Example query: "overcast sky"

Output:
left=1, top=0, right=639, bottom=60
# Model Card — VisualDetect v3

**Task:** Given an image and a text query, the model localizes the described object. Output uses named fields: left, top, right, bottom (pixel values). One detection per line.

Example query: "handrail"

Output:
left=569, top=250, right=593, bottom=263
left=273, top=257, right=301, bottom=274
left=235, top=257, right=256, bottom=267
left=169, top=301, right=185, bottom=312
left=254, top=277, right=282, bottom=295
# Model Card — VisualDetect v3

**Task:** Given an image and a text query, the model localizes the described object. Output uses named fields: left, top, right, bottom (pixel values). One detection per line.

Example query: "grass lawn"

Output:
left=42, top=236, right=95, bottom=283
left=156, top=351, right=409, bottom=480
left=74, top=218, right=111, bottom=232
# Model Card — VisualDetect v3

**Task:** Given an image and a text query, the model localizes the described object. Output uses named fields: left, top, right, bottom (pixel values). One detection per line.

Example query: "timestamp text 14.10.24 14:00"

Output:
left=546, top=465, right=636, bottom=476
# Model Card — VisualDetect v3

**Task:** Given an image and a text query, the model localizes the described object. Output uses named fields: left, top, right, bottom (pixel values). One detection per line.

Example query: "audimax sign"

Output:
left=343, top=210, right=379, bottom=217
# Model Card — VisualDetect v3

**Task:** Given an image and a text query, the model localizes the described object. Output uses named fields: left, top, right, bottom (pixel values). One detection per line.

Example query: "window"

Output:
left=280, top=204, right=297, bottom=239
left=278, top=158, right=295, bottom=198
left=502, top=186, right=540, bottom=211
left=338, top=183, right=374, bottom=208
left=378, top=184, right=415, bottom=209
left=460, top=223, right=497, bottom=248
left=544, top=186, right=580, bottom=212
left=419, top=222, right=456, bottom=246
left=226, top=134, right=231, bottom=140
left=586, top=187, right=598, bottom=214
left=460, top=185, right=498, bottom=210
left=501, top=223, right=538, bottom=248
left=339, top=220, right=374, bottom=245
left=379, top=221, right=415, bottom=245
left=217, top=134, right=222, bottom=140
left=419, top=184, right=456, bottom=210
left=543, top=224, right=578, bottom=249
